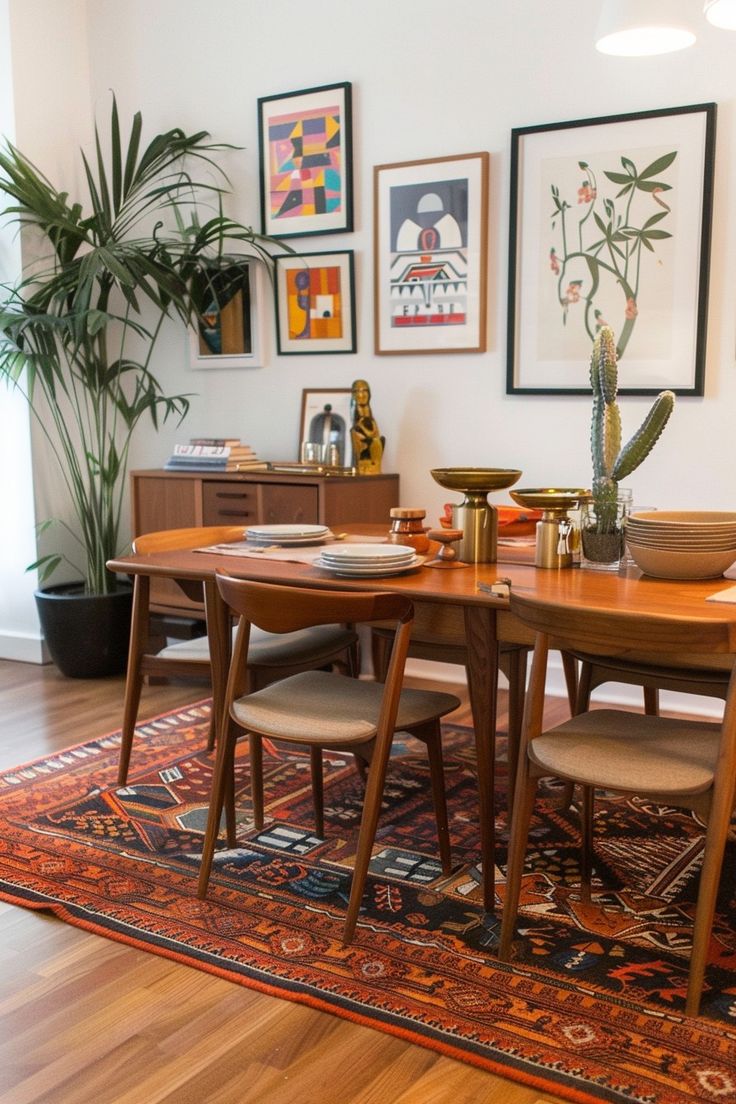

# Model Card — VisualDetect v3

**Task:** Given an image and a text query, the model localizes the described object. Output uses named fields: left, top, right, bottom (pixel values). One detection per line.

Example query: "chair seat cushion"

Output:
left=231, top=670, right=460, bottom=745
left=157, top=624, right=357, bottom=667
left=529, top=709, right=721, bottom=795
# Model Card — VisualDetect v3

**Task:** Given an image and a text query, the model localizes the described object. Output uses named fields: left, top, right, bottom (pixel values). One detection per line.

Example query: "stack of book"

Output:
left=164, top=438, right=268, bottom=472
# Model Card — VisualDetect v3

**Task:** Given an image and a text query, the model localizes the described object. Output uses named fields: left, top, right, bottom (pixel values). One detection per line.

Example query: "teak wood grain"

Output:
left=0, top=657, right=568, bottom=1104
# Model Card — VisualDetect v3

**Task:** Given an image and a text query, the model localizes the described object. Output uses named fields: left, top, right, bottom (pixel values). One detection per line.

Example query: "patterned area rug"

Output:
left=1, top=700, right=736, bottom=1104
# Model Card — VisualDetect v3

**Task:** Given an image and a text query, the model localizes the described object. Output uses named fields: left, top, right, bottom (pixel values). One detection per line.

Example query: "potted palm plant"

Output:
left=0, top=97, right=280, bottom=676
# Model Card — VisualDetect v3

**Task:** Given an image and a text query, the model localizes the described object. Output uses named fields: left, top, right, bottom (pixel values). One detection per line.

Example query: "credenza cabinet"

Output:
left=129, top=468, right=400, bottom=616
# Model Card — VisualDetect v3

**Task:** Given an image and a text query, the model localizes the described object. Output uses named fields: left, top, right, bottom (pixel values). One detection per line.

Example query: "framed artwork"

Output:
left=274, top=250, right=356, bottom=355
left=258, top=82, right=353, bottom=238
left=507, top=102, right=716, bottom=395
left=189, top=258, right=266, bottom=369
left=373, top=152, right=489, bottom=355
left=299, top=388, right=353, bottom=466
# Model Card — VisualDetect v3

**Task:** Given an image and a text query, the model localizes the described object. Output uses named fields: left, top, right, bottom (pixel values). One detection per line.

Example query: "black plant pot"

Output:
left=35, top=582, right=133, bottom=678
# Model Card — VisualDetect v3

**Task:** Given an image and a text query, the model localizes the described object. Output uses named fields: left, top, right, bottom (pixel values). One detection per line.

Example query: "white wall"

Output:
left=78, top=0, right=736, bottom=525
left=4, top=1, right=736, bottom=694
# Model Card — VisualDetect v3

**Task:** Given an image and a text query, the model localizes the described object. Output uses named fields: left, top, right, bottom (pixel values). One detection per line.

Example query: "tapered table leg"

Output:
left=203, top=579, right=232, bottom=743
left=463, top=603, right=499, bottom=914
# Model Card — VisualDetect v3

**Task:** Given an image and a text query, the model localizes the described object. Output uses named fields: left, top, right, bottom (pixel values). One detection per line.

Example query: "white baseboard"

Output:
left=404, top=654, right=724, bottom=719
left=0, top=632, right=50, bottom=664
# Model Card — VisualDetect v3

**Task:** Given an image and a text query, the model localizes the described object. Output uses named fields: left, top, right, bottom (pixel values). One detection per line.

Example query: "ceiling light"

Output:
left=595, top=0, right=697, bottom=56
left=704, top=0, right=736, bottom=29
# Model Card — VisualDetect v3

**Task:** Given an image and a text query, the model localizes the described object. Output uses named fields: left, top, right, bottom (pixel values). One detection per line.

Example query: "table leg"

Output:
left=203, top=579, right=232, bottom=743
left=463, top=603, right=499, bottom=914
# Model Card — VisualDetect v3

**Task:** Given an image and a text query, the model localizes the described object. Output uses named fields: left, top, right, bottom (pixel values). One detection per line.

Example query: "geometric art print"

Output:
left=259, top=83, right=353, bottom=238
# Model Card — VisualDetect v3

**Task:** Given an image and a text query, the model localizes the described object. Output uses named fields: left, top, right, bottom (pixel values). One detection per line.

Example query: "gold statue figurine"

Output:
left=350, top=379, right=384, bottom=474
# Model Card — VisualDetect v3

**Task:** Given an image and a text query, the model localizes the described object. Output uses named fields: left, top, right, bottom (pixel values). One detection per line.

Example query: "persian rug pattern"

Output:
left=1, top=701, right=736, bottom=1104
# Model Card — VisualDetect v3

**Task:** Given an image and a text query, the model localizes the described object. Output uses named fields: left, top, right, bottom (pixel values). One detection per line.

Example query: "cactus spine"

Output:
left=590, top=327, right=675, bottom=532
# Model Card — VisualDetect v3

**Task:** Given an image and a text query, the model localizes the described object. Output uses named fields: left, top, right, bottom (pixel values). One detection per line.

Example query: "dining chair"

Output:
left=372, top=630, right=579, bottom=802
left=198, top=574, right=461, bottom=944
left=498, top=589, right=736, bottom=1017
left=117, top=526, right=359, bottom=785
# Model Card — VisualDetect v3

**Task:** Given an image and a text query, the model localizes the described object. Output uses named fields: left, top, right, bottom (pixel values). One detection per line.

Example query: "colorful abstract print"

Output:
left=389, top=177, right=468, bottom=329
left=286, top=265, right=343, bottom=342
left=268, top=105, right=342, bottom=222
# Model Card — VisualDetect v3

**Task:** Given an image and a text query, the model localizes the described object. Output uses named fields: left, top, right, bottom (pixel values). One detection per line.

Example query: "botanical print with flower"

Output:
left=541, top=145, right=677, bottom=362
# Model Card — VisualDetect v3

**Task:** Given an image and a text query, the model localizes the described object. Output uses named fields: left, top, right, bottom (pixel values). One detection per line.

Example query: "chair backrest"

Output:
left=509, top=590, right=735, bottom=658
left=133, top=525, right=245, bottom=554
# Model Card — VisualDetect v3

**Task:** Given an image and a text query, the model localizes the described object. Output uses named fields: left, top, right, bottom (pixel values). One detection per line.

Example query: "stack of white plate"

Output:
left=314, top=543, right=422, bottom=577
left=625, top=511, right=736, bottom=579
left=246, top=524, right=331, bottom=546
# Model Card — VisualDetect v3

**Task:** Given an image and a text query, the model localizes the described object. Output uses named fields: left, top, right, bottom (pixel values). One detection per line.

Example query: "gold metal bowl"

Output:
left=510, top=487, right=589, bottom=512
left=430, top=468, right=522, bottom=494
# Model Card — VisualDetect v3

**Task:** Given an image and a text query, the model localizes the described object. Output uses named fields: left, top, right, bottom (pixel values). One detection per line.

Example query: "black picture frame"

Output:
left=506, top=103, right=716, bottom=396
left=274, top=250, right=356, bottom=355
left=258, top=82, right=353, bottom=239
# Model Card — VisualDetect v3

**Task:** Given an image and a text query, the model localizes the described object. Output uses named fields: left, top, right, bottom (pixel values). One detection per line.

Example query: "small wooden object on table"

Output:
left=424, top=528, right=467, bottom=568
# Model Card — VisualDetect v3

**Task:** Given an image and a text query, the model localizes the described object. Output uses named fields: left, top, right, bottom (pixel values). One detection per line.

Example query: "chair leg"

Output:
left=505, top=648, right=528, bottom=818
left=370, top=629, right=391, bottom=683
left=311, top=746, right=325, bottom=837
left=198, top=719, right=237, bottom=898
left=347, top=636, right=360, bottom=678
left=686, top=795, right=735, bottom=1016
left=117, top=575, right=149, bottom=786
left=498, top=772, right=539, bottom=960
left=422, top=721, right=452, bottom=875
left=579, top=784, right=595, bottom=904
left=250, top=734, right=264, bottom=829
left=561, top=651, right=578, bottom=715
left=643, top=685, right=660, bottom=715
left=558, top=658, right=593, bottom=811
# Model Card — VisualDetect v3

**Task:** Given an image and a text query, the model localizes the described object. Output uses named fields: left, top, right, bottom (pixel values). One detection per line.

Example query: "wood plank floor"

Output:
left=0, top=657, right=574, bottom=1104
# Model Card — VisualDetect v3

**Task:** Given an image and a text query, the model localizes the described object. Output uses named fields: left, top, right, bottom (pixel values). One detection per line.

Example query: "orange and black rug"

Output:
left=1, top=700, right=735, bottom=1104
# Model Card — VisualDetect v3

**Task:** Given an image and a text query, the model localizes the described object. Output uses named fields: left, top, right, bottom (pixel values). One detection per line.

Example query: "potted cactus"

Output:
left=582, top=326, right=675, bottom=568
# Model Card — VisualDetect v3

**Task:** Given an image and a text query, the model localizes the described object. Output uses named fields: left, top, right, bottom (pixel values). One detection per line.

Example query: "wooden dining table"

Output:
left=108, top=525, right=736, bottom=914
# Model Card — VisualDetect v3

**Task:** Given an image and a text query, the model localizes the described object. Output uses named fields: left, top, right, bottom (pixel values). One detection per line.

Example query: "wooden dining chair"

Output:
left=198, top=574, right=461, bottom=944
left=498, top=590, right=736, bottom=1017
left=117, top=526, right=359, bottom=785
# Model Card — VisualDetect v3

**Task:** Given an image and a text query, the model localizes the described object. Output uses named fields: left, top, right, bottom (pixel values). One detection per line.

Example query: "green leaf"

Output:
left=638, top=151, right=676, bottom=179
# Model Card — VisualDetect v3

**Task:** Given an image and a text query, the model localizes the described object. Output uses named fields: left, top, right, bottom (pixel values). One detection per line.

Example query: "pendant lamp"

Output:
left=704, top=0, right=736, bottom=29
left=595, top=0, right=696, bottom=55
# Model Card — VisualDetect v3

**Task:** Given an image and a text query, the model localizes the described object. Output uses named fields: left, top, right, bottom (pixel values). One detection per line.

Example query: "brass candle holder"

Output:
left=430, top=468, right=522, bottom=563
left=509, top=488, right=589, bottom=569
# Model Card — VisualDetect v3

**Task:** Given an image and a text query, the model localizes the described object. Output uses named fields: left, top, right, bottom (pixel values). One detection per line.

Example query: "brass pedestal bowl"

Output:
left=510, top=488, right=589, bottom=569
left=430, top=468, right=523, bottom=563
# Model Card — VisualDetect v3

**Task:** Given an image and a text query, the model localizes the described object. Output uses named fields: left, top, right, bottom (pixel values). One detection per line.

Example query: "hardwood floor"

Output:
left=0, top=657, right=572, bottom=1104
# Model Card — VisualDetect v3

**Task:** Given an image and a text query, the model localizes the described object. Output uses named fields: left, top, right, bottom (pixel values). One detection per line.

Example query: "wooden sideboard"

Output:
left=130, top=468, right=400, bottom=616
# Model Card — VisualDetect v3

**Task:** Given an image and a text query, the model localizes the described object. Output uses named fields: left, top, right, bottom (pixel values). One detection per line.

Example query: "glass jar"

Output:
left=580, top=492, right=631, bottom=571
left=388, top=507, right=430, bottom=553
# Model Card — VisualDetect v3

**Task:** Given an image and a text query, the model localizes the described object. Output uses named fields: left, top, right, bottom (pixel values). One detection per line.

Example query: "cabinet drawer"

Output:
left=202, top=481, right=257, bottom=524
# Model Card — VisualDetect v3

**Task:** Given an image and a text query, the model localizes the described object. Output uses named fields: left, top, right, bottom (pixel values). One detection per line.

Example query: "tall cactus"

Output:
left=590, top=327, right=675, bottom=532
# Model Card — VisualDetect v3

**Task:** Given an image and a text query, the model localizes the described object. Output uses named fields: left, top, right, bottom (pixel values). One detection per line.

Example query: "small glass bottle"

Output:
left=388, top=507, right=430, bottom=553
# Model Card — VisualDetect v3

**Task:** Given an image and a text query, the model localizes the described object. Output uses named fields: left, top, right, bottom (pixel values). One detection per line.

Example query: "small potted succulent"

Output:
left=582, top=326, right=675, bottom=569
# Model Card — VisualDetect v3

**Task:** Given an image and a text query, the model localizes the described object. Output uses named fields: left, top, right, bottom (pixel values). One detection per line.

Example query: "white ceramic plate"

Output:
left=318, top=543, right=415, bottom=564
left=246, top=524, right=329, bottom=539
left=314, top=555, right=424, bottom=577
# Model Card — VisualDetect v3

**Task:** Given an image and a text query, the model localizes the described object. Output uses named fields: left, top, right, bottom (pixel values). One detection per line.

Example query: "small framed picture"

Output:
left=373, top=151, right=489, bottom=355
left=274, top=250, right=356, bottom=355
left=507, top=103, right=716, bottom=395
left=189, top=257, right=266, bottom=369
left=258, top=82, right=353, bottom=239
left=299, top=388, right=353, bottom=466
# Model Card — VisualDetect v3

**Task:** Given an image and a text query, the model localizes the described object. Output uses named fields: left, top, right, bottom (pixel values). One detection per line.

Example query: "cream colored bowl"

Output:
left=627, top=540, right=736, bottom=580
left=631, top=510, right=736, bottom=526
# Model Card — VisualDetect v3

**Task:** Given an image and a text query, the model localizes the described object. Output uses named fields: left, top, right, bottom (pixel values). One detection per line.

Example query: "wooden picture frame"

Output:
left=507, top=103, right=716, bottom=395
left=299, top=388, right=353, bottom=466
left=373, top=152, right=489, bottom=355
left=258, top=82, right=353, bottom=239
left=274, top=251, right=356, bottom=355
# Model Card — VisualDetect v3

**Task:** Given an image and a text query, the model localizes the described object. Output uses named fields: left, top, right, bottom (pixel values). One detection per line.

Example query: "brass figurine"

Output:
left=350, top=379, right=384, bottom=474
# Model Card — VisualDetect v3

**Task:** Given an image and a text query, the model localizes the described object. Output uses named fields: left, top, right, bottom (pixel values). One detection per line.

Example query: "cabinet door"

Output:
left=202, top=481, right=258, bottom=525
left=260, top=483, right=320, bottom=524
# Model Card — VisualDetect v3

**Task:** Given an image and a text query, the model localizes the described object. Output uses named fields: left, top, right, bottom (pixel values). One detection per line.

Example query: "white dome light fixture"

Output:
left=704, top=0, right=736, bottom=29
left=595, top=0, right=697, bottom=56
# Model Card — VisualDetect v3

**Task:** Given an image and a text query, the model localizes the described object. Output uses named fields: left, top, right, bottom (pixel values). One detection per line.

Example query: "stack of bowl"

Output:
left=625, top=510, right=736, bottom=579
